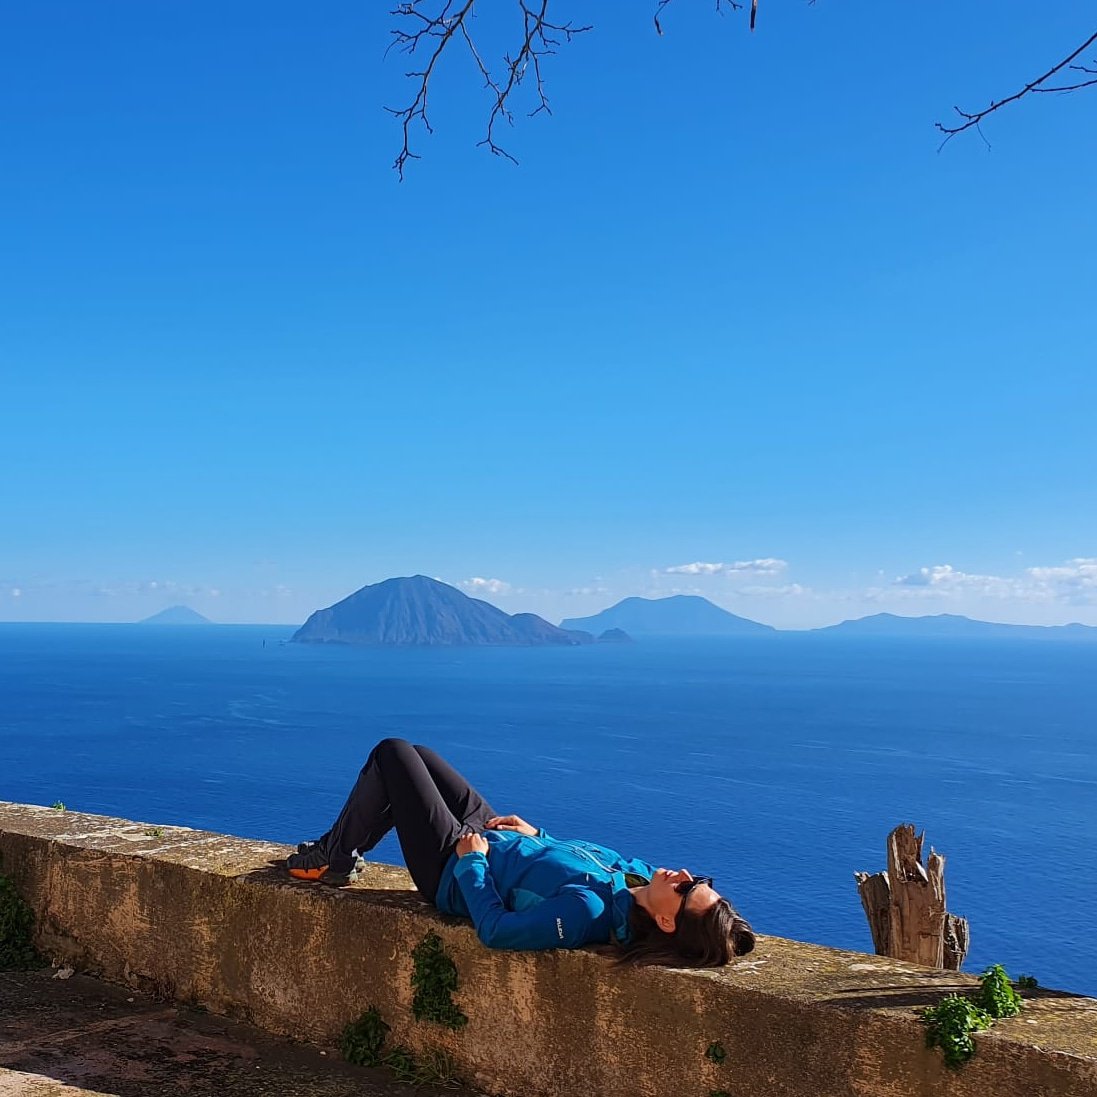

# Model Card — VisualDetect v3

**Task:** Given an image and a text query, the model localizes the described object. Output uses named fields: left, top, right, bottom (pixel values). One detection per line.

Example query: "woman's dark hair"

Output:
left=618, top=896, right=756, bottom=967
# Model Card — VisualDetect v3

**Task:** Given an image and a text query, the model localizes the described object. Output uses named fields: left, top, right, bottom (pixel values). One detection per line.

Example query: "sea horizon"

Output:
left=3, top=611, right=1097, bottom=634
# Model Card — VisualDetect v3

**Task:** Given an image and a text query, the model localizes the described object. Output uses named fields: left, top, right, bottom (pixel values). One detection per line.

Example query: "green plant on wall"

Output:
left=923, top=963, right=1025, bottom=1069
left=923, top=994, right=993, bottom=1069
left=0, top=859, right=41, bottom=971
left=975, top=963, right=1023, bottom=1018
left=340, top=934, right=467, bottom=1088
left=411, top=932, right=468, bottom=1029
left=704, top=1038, right=733, bottom=1096
left=340, top=1006, right=460, bottom=1088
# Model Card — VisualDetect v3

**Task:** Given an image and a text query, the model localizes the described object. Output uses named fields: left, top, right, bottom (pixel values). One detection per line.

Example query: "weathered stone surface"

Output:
left=2, top=802, right=1096, bottom=1097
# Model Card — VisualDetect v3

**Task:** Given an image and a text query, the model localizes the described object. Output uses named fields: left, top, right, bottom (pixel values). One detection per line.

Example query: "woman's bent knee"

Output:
left=372, top=737, right=413, bottom=759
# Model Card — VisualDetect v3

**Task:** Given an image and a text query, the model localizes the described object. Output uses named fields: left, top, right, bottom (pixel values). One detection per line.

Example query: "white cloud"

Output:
left=461, top=577, right=512, bottom=596
left=564, top=585, right=610, bottom=597
left=894, top=564, right=990, bottom=589
left=729, top=558, right=788, bottom=576
left=664, top=558, right=788, bottom=577
left=91, top=578, right=213, bottom=599
left=891, top=564, right=1016, bottom=598
left=261, top=584, right=294, bottom=599
left=890, top=558, right=1097, bottom=605
left=1024, top=558, right=1097, bottom=603
left=738, top=583, right=810, bottom=598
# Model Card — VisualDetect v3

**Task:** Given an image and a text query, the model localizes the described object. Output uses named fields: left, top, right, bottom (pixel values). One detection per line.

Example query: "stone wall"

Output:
left=2, top=803, right=1095, bottom=1097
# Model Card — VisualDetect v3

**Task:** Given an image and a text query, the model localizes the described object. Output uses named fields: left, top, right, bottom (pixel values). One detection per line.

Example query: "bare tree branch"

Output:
left=387, top=5, right=1096, bottom=176
left=936, top=29, right=1097, bottom=149
left=477, top=1, right=592, bottom=165
left=388, top=1, right=803, bottom=174
left=387, top=0, right=590, bottom=178
left=386, top=1, right=478, bottom=179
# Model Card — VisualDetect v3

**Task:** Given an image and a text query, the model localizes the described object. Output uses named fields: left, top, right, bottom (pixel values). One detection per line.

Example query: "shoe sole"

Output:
left=287, top=865, right=359, bottom=887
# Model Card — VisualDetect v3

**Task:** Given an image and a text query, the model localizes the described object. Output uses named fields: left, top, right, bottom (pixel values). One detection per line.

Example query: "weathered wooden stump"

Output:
left=854, top=824, right=969, bottom=971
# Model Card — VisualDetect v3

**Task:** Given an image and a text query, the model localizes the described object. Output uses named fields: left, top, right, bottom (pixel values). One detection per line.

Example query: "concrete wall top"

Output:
left=2, top=802, right=1095, bottom=1097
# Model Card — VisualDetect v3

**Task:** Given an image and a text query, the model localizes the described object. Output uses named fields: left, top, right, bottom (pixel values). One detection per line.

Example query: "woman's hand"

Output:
left=485, top=814, right=538, bottom=837
left=456, top=832, right=489, bottom=857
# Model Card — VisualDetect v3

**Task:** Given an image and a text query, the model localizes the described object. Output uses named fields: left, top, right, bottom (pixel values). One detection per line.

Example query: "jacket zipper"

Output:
left=563, top=841, right=617, bottom=877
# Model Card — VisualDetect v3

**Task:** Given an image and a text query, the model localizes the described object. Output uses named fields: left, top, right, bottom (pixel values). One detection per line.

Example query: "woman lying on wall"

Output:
left=284, top=738, right=756, bottom=966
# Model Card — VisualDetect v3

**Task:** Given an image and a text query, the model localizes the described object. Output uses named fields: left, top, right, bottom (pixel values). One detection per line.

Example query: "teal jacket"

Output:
left=435, top=829, right=656, bottom=951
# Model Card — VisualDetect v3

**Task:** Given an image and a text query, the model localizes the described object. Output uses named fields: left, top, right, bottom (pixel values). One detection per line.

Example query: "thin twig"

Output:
left=937, top=29, right=1097, bottom=149
left=1032, top=76, right=1097, bottom=94
left=655, top=0, right=742, bottom=36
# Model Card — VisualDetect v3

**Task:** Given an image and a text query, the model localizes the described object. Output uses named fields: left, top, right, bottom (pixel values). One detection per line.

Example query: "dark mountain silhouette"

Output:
left=597, top=628, right=633, bottom=643
left=813, top=613, right=1097, bottom=639
left=560, top=595, right=774, bottom=637
left=292, top=575, right=592, bottom=647
left=139, top=605, right=212, bottom=625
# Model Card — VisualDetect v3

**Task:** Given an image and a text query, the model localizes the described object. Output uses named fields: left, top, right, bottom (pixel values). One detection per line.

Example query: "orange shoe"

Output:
left=285, top=848, right=358, bottom=886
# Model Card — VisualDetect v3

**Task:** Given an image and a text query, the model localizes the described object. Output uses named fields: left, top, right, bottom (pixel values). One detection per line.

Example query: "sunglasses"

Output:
left=674, top=875, right=714, bottom=923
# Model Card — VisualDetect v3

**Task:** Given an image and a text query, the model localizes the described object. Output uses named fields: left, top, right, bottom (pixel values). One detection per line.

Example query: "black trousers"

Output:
left=319, top=738, right=496, bottom=902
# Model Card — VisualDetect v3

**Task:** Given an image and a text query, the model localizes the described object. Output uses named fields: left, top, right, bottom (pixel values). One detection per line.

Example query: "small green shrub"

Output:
left=144, top=827, right=164, bottom=839
left=1016, top=974, right=1039, bottom=990
left=705, top=1041, right=727, bottom=1065
left=340, top=1006, right=390, bottom=1067
left=976, top=964, right=1023, bottom=1019
left=411, top=932, right=468, bottom=1029
left=0, top=861, right=41, bottom=971
left=50, top=801, right=66, bottom=812
left=923, top=994, right=992, bottom=1069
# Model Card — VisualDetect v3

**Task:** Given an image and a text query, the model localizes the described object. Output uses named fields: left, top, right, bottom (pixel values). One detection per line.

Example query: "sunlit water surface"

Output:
left=1, top=624, right=1093, bottom=994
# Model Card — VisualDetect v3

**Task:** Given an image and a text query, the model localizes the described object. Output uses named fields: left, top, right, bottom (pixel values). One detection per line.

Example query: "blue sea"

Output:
left=1, top=623, right=1094, bottom=995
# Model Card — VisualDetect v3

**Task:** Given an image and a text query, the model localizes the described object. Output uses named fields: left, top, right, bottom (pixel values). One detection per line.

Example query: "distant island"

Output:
left=289, top=580, right=1096, bottom=646
left=813, top=612, right=1097, bottom=640
left=561, top=595, right=775, bottom=637
left=292, top=576, right=592, bottom=647
left=139, top=605, right=212, bottom=625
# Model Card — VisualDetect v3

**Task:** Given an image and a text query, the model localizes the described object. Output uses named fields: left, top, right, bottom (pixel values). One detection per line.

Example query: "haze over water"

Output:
left=2, top=623, right=1093, bottom=996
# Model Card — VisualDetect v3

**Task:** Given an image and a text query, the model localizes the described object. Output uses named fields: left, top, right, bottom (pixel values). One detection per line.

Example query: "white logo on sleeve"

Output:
left=556, top=917, right=565, bottom=939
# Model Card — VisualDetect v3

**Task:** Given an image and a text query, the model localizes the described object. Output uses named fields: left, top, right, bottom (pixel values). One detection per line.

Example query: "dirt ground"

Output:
left=0, top=969, right=483, bottom=1097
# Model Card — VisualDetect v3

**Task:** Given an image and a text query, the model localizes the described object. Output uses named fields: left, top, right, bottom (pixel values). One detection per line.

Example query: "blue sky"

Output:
left=2, top=1, right=1095, bottom=627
